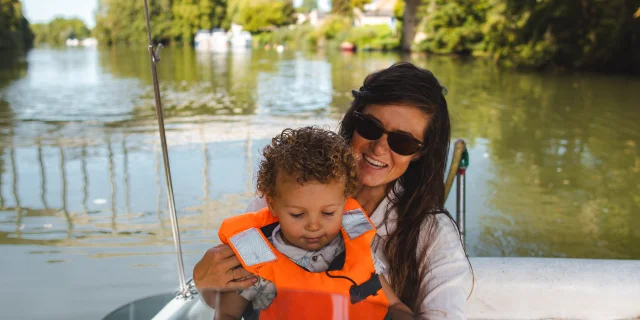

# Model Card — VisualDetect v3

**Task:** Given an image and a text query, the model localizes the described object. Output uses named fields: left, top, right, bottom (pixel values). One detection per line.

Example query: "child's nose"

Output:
left=306, top=217, right=322, bottom=232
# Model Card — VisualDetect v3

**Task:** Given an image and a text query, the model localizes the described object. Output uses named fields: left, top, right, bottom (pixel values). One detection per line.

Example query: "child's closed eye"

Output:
left=322, top=212, right=336, bottom=216
left=290, top=213, right=304, bottom=219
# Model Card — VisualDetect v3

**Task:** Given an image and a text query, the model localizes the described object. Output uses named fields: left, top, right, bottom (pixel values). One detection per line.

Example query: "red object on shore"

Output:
left=339, top=41, right=356, bottom=52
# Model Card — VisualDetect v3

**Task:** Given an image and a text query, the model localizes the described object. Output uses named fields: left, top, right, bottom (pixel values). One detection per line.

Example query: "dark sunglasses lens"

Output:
left=388, top=133, right=421, bottom=156
left=354, top=116, right=383, bottom=141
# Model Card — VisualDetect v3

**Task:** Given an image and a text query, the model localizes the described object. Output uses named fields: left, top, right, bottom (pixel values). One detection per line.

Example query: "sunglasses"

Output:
left=352, top=111, right=423, bottom=156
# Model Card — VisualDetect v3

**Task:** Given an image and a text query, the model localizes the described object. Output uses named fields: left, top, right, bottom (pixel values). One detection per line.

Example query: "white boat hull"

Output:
left=140, top=257, right=640, bottom=320
left=467, top=257, right=640, bottom=319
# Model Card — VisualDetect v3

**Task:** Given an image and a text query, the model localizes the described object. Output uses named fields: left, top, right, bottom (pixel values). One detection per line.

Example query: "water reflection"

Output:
left=0, top=46, right=638, bottom=258
left=424, top=56, right=640, bottom=258
left=472, top=72, right=640, bottom=258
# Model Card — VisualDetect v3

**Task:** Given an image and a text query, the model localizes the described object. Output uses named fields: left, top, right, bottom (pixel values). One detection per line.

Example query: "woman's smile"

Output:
left=362, top=154, right=388, bottom=169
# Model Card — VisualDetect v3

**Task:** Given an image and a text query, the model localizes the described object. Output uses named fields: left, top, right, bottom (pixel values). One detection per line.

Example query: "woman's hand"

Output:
left=193, top=244, right=257, bottom=293
left=380, top=275, right=414, bottom=318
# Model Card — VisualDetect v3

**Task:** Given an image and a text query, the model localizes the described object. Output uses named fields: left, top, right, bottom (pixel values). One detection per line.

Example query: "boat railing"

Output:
left=445, top=139, right=468, bottom=245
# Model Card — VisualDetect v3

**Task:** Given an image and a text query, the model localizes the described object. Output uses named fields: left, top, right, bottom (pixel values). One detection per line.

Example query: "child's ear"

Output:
left=266, top=195, right=277, bottom=217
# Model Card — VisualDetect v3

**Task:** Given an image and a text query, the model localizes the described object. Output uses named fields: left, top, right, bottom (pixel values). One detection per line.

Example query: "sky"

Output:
left=22, top=0, right=98, bottom=27
left=21, top=0, right=332, bottom=28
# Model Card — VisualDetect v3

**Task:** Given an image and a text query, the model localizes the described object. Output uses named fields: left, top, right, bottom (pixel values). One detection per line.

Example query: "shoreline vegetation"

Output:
left=1, top=0, right=640, bottom=74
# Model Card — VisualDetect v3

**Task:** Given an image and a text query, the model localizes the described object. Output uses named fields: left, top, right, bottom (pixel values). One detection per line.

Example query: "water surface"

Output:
left=1, top=47, right=638, bottom=319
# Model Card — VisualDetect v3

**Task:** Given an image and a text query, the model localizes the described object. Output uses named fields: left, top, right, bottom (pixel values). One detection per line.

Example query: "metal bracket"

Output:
left=151, top=43, right=164, bottom=63
left=175, top=281, right=199, bottom=300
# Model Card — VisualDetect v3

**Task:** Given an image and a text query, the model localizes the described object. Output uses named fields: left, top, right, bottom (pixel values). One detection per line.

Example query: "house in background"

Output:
left=296, top=9, right=328, bottom=27
left=354, top=0, right=397, bottom=30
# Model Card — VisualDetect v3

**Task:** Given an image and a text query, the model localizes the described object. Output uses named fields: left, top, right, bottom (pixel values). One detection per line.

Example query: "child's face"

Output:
left=267, top=172, right=346, bottom=251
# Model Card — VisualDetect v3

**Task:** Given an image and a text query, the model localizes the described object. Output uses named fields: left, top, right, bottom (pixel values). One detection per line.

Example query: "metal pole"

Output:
left=455, top=143, right=469, bottom=247
left=143, top=0, right=187, bottom=295
left=456, top=170, right=466, bottom=246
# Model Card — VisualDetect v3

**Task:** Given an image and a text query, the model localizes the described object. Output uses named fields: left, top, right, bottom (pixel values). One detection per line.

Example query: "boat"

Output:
left=65, top=37, right=98, bottom=47
left=194, top=24, right=252, bottom=53
left=195, top=29, right=229, bottom=52
left=229, top=24, right=252, bottom=52
left=103, top=1, right=640, bottom=319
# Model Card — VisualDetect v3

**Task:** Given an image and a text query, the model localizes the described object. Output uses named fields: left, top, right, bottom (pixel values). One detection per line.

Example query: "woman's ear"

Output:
left=411, top=155, right=420, bottom=162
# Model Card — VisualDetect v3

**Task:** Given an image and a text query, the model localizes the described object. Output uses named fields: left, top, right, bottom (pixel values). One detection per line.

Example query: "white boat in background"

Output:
left=229, top=24, right=252, bottom=52
left=195, top=24, right=252, bottom=53
left=103, top=2, right=640, bottom=318
left=195, top=29, right=229, bottom=52
left=65, top=37, right=98, bottom=47
left=65, top=38, right=80, bottom=46
left=81, top=38, right=98, bottom=46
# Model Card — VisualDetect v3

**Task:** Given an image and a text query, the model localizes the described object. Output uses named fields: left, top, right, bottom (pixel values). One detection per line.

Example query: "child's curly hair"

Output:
left=257, top=126, right=359, bottom=199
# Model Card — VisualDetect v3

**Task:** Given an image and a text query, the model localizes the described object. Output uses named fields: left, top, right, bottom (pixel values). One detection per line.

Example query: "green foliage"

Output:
left=94, top=0, right=174, bottom=44
left=260, top=15, right=397, bottom=51
left=331, top=0, right=370, bottom=15
left=413, top=0, right=640, bottom=72
left=298, top=0, right=318, bottom=13
left=233, top=0, right=296, bottom=33
left=171, top=0, right=227, bottom=44
left=94, top=0, right=294, bottom=44
left=350, top=0, right=371, bottom=11
left=347, top=24, right=399, bottom=50
left=31, top=17, right=90, bottom=46
left=393, top=0, right=405, bottom=22
left=316, top=14, right=352, bottom=40
left=0, top=0, right=33, bottom=51
left=331, top=0, right=351, bottom=14
left=417, top=0, right=489, bottom=54
left=482, top=0, right=640, bottom=72
left=253, top=24, right=315, bottom=49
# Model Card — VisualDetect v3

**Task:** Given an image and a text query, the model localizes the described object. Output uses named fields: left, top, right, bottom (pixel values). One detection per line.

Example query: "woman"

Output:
left=193, top=62, right=472, bottom=319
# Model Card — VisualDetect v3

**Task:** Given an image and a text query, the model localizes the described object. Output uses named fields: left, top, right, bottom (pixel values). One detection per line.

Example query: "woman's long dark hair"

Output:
left=339, top=62, right=460, bottom=312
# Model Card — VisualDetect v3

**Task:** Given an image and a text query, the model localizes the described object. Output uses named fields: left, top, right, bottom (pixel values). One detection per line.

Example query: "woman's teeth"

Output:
left=364, top=155, right=387, bottom=168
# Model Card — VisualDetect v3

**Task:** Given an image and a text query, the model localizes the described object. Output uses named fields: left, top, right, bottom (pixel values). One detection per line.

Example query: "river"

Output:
left=1, top=46, right=639, bottom=319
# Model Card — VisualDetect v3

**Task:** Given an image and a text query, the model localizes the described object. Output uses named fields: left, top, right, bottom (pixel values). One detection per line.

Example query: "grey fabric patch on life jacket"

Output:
left=342, top=208, right=374, bottom=240
left=230, top=228, right=277, bottom=266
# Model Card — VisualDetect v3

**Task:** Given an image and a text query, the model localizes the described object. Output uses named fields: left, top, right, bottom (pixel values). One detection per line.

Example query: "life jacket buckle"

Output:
left=349, top=273, right=382, bottom=304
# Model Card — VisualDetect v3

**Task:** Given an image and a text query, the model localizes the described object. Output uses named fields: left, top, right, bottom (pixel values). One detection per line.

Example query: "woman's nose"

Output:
left=371, top=133, right=390, bottom=155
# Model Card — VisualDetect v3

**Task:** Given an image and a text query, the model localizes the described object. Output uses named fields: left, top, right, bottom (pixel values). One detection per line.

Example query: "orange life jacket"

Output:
left=218, top=198, right=390, bottom=320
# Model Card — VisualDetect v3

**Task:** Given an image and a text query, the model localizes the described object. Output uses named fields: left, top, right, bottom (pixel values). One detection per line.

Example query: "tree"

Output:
left=0, top=0, right=33, bottom=51
left=171, top=0, right=226, bottom=44
left=350, top=0, right=371, bottom=11
left=31, top=17, right=91, bottom=46
left=416, top=0, right=489, bottom=54
left=400, top=0, right=419, bottom=51
left=93, top=0, right=173, bottom=45
left=227, top=0, right=296, bottom=33
left=331, top=0, right=351, bottom=14
left=331, top=0, right=370, bottom=15
left=483, top=0, right=640, bottom=72
left=298, top=0, right=318, bottom=13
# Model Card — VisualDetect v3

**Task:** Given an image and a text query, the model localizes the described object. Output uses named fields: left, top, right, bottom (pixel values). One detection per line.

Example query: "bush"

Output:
left=416, top=0, right=489, bottom=55
left=304, top=14, right=352, bottom=48
left=346, top=24, right=399, bottom=51
left=252, top=24, right=315, bottom=49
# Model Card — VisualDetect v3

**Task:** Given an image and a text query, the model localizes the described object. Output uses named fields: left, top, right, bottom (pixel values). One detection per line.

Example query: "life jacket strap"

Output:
left=229, top=227, right=277, bottom=266
left=342, top=208, right=374, bottom=240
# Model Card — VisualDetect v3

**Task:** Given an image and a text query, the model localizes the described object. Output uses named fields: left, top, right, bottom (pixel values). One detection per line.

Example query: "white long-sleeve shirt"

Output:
left=245, top=192, right=472, bottom=319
